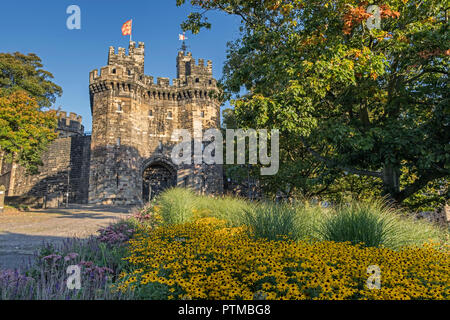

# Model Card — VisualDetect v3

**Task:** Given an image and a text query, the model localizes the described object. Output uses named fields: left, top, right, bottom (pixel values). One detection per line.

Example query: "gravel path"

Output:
left=0, top=205, right=132, bottom=270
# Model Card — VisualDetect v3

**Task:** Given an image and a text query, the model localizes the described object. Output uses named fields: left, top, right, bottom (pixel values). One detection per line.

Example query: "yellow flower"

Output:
left=115, top=217, right=450, bottom=300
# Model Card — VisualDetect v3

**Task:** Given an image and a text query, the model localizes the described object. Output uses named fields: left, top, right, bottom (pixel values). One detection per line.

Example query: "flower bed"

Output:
left=116, top=217, right=450, bottom=300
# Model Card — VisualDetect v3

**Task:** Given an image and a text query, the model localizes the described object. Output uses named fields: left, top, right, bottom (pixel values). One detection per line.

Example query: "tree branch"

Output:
left=396, top=170, right=449, bottom=203
left=301, top=138, right=383, bottom=178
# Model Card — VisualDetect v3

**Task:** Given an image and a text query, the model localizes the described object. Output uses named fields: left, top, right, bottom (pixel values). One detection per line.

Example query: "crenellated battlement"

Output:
left=89, top=41, right=217, bottom=102
left=90, top=41, right=215, bottom=94
left=57, top=111, right=84, bottom=137
left=176, top=51, right=213, bottom=80
left=107, top=41, right=145, bottom=75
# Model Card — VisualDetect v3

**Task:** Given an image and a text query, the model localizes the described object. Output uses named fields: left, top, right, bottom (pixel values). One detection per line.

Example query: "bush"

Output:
left=194, top=195, right=252, bottom=225
left=154, top=188, right=252, bottom=226
left=129, top=202, right=163, bottom=229
left=294, top=204, right=327, bottom=241
left=150, top=189, right=446, bottom=249
left=96, top=220, right=135, bottom=246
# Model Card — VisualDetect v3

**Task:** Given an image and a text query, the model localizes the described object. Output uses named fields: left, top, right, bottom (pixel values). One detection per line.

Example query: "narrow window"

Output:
left=112, top=69, right=116, bottom=74
left=200, top=111, right=205, bottom=118
left=117, top=138, right=121, bottom=146
left=195, top=78, right=200, bottom=83
left=148, top=110, right=153, bottom=117
left=168, top=111, right=173, bottom=119
left=185, top=62, right=191, bottom=76
left=117, top=103, right=122, bottom=111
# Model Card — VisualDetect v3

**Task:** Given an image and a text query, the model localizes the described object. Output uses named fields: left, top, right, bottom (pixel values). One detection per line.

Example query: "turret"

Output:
left=107, top=41, right=145, bottom=75
left=176, top=51, right=213, bottom=83
left=57, top=111, right=84, bottom=137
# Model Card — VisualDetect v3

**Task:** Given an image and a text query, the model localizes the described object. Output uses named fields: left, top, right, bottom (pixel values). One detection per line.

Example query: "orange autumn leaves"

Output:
left=418, top=48, right=450, bottom=59
left=343, top=3, right=400, bottom=35
left=0, top=91, right=58, bottom=166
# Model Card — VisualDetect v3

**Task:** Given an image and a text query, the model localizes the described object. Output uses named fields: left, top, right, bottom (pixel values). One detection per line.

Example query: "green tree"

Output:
left=0, top=52, right=62, bottom=108
left=0, top=52, right=61, bottom=174
left=179, top=0, right=449, bottom=206
left=0, top=91, right=58, bottom=174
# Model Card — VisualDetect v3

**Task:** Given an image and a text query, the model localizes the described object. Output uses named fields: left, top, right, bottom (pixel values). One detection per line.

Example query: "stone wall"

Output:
left=88, top=41, right=223, bottom=205
left=1, top=112, right=91, bottom=208
left=1, top=42, right=224, bottom=208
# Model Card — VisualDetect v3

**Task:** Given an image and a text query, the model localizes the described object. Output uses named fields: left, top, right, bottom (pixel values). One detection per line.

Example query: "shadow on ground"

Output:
left=0, top=205, right=132, bottom=271
left=0, top=232, right=67, bottom=271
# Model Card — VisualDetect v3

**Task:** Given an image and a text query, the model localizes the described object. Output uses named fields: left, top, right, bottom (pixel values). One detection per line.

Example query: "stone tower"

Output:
left=88, top=41, right=223, bottom=205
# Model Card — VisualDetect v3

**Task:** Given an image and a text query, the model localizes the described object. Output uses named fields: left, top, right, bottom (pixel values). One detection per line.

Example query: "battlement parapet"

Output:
left=57, top=111, right=84, bottom=136
left=89, top=41, right=218, bottom=101
left=107, top=41, right=145, bottom=74
left=90, top=68, right=216, bottom=89
left=177, top=51, right=213, bottom=79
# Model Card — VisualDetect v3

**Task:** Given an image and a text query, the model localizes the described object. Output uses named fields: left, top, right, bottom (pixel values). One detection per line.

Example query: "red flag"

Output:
left=179, top=33, right=187, bottom=41
left=122, top=20, right=132, bottom=36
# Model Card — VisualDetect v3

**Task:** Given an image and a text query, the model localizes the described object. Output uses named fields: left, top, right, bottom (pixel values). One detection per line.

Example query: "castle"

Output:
left=0, top=41, right=223, bottom=207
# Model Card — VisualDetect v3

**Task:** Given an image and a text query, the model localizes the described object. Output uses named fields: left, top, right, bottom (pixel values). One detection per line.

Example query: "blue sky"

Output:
left=0, top=0, right=242, bottom=131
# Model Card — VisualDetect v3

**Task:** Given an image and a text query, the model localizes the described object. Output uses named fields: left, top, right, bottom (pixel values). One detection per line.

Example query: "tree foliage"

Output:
left=179, top=0, right=449, bottom=207
left=0, top=91, right=58, bottom=174
left=0, top=52, right=61, bottom=174
left=0, top=52, right=62, bottom=109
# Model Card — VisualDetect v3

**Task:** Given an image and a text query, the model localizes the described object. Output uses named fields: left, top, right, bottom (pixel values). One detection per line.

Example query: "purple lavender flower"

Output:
left=42, top=254, right=62, bottom=262
left=64, top=252, right=79, bottom=262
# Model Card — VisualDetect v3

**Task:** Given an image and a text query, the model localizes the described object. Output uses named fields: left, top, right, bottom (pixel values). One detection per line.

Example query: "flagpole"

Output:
left=130, top=19, right=133, bottom=43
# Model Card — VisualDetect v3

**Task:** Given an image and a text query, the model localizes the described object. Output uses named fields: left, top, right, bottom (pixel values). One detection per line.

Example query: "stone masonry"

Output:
left=0, top=112, right=91, bottom=208
left=88, top=41, right=223, bottom=205
left=0, top=41, right=223, bottom=207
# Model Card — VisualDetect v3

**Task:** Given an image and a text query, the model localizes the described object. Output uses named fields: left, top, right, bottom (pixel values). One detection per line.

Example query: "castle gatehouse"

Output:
left=0, top=41, right=223, bottom=207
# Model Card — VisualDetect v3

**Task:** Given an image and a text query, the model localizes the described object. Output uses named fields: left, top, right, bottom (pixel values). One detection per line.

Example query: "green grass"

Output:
left=319, top=201, right=394, bottom=248
left=158, top=188, right=197, bottom=225
left=241, top=203, right=300, bottom=241
left=319, top=200, right=447, bottom=249
left=151, top=188, right=447, bottom=250
left=194, top=195, right=252, bottom=225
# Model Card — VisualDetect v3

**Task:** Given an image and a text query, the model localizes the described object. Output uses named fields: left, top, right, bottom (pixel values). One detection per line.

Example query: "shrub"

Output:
left=152, top=189, right=446, bottom=249
left=194, top=195, right=252, bottom=225
left=129, top=202, right=162, bottom=228
left=96, top=220, right=135, bottom=246
left=294, top=203, right=327, bottom=241
left=320, top=201, right=392, bottom=247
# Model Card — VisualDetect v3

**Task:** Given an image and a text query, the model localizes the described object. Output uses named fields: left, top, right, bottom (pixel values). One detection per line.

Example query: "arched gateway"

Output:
left=142, top=159, right=177, bottom=203
left=86, top=41, right=223, bottom=206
